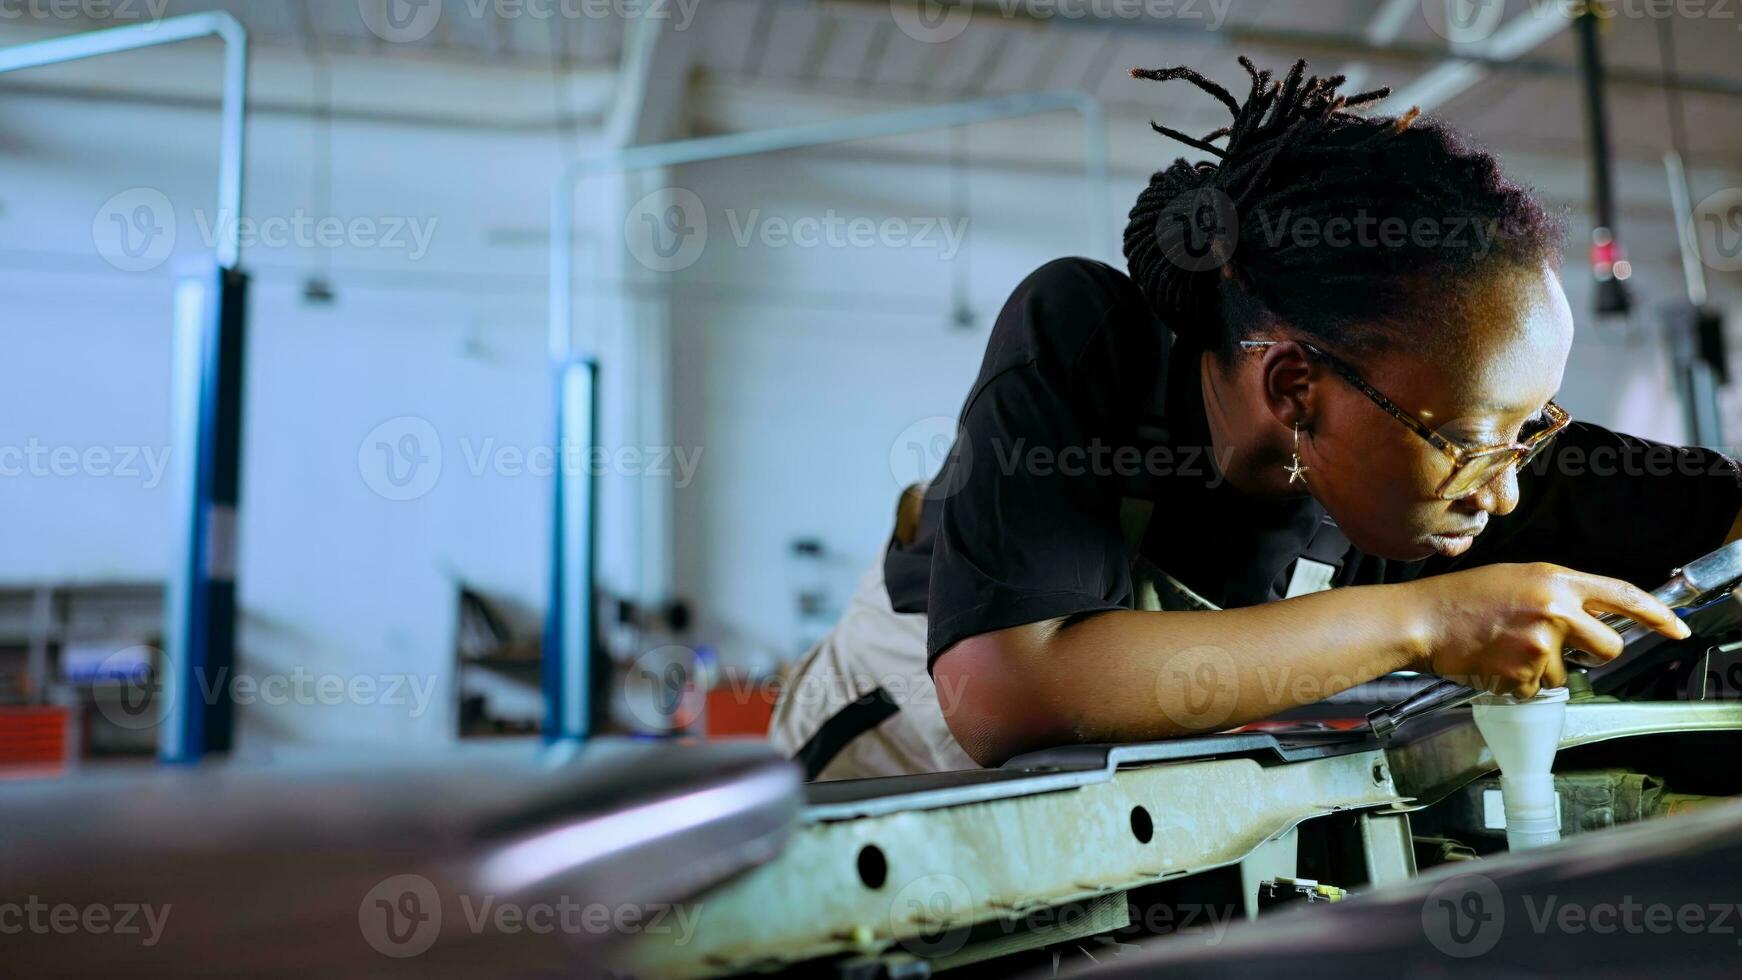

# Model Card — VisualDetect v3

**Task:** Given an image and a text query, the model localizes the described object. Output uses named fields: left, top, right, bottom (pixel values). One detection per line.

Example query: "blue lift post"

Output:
left=544, top=359, right=600, bottom=743
left=0, top=14, right=250, bottom=763
left=545, top=92, right=1110, bottom=745
left=162, top=262, right=248, bottom=761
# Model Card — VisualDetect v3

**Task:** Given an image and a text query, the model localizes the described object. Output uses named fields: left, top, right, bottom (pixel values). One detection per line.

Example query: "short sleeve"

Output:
left=924, top=364, right=1133, bottom=665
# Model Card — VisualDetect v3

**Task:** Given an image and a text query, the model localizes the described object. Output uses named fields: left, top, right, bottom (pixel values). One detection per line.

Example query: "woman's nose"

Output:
left=1462, top=465, right=1521, bottom=516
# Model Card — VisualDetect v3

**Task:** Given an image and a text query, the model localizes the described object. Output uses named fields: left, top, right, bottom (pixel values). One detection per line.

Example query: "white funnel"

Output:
left=1471, top=687, right=1569, bottom=851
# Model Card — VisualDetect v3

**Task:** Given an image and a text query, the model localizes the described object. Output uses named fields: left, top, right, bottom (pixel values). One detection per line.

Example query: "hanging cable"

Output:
left=949, top=125, right=973, bottom=329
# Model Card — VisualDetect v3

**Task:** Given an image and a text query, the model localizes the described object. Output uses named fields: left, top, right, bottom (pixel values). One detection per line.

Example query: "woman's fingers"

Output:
left=1559, top=609, right=1626, bottom=667
left=1568, top=571, right=1689, bottom=641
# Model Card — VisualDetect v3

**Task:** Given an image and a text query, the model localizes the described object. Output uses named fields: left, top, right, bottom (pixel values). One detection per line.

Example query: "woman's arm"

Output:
left=934, top=562, right=1687, bottom=766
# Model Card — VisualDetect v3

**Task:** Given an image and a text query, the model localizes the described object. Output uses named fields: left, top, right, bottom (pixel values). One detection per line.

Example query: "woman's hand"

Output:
left=1408, top=562, right=1690, bottom=698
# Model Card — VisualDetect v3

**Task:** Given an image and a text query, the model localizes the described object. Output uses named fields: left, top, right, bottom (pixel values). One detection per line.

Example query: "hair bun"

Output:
left=1124, top=161, right=1239, bottom=347
left=1123, top=58, right=1396, bottom=352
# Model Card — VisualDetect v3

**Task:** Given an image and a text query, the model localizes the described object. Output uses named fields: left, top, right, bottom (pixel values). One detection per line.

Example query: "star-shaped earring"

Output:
left=1286, top=424, right=1310, bottom=485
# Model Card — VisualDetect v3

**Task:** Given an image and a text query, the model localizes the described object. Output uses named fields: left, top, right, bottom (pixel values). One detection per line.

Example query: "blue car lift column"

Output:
left=544, top=358, right=599, bottom=744
left=0, top=14, right=251, bottom=763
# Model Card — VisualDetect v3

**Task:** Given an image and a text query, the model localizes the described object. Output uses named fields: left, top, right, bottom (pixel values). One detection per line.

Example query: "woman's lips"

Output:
left=1427, top=531, right=1477, bottom=558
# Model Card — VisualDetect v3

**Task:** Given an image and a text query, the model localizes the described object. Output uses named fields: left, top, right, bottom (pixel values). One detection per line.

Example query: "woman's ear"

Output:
left=1256, top=340, right=1318, bottom=431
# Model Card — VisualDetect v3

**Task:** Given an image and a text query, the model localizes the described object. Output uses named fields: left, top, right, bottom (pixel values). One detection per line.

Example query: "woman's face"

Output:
left=1303, top=262, right=1574, bottom=561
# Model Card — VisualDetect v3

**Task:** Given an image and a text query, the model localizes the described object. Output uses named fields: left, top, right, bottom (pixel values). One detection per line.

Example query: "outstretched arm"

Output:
left=935, top=562, right=1687, bottom=767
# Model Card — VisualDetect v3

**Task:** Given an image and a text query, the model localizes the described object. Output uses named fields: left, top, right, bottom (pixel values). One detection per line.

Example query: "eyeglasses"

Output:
left=1239, top=340, right=1571, bottom=500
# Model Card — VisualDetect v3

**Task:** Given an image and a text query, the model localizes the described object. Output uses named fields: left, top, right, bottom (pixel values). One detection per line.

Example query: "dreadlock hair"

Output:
left=1123, top=57, right=1563, bottom=362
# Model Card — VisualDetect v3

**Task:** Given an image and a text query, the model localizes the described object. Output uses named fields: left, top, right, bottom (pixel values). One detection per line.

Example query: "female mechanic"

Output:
left=769, top=58, right=1742, bottom=781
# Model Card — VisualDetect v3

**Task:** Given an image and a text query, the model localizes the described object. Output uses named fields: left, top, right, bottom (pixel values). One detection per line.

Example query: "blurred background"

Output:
left=1, top=0, right=1738, bottom=769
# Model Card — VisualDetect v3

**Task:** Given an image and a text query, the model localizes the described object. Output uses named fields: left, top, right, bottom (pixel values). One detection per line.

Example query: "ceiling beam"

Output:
left=1387, top=2, right=1577, bottom=111
left=815, top=0, right=1742, bottom=99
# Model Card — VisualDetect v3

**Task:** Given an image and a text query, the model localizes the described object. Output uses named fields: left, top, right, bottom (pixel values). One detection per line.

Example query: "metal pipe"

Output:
left=1665, top=152, right=1710, bottom=308
left=1574, top=8, right=1630, bottom=316
left=551, top=90, right=1110, bottom=358
left=0, top=12, right=248, bottom=268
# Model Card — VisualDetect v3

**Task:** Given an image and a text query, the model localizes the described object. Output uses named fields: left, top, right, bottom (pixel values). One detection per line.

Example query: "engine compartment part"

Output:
left=617, top=699, right=1742, bottom=978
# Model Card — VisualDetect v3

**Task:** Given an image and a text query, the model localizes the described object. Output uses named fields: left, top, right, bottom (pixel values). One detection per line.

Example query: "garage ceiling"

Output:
left=13, top=0, right=1742, bottom=161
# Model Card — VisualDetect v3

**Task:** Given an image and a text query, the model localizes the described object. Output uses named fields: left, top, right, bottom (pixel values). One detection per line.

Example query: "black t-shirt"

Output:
left=884, top=257, right=1742, bottom=667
